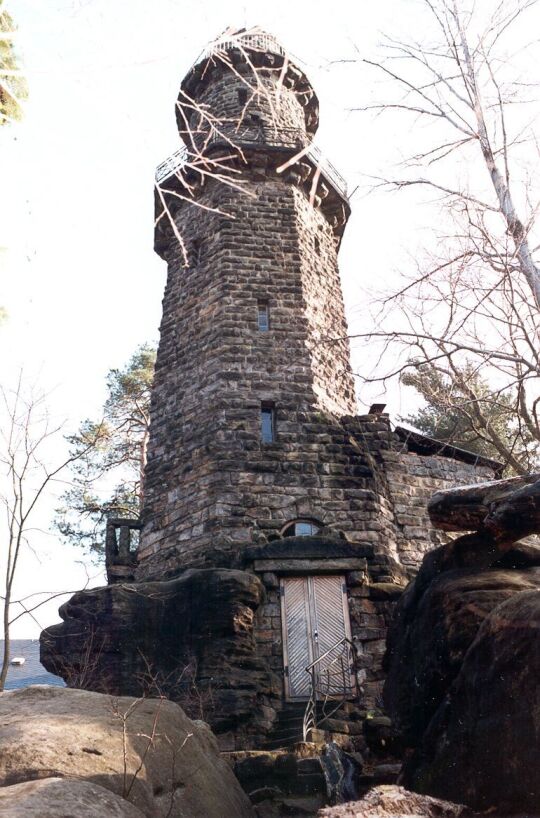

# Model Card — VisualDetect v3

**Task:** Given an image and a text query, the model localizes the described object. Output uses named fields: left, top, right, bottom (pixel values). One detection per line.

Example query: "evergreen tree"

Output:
left=1, top=2, right=28, bottom=125
left=56, top=344, right=156, bottom=559
left=401, top=364, right=539, bottom=474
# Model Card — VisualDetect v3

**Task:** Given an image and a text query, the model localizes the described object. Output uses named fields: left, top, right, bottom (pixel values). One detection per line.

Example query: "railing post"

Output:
left=311, top=666, right=317, bottom=728
left=105, top=517, right=141, bottom=584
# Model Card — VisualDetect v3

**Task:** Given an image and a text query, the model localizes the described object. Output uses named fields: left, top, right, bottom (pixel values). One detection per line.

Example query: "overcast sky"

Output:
left=1, top=0, right=538, bottom=636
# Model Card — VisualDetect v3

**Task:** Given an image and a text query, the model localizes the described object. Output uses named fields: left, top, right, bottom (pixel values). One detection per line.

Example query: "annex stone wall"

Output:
left=348, top=416, right=496, bottom=568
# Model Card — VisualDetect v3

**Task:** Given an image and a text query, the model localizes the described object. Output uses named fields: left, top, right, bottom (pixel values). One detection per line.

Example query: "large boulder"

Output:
left=384, top=542, right=540, bottom=745
left=408, top=590, right=540, bottom=812
left=383, top=537, right=540, bottom=813
left=0, top=685, right=254, bottom=818
left=40, top=568, right=280, bottom=743
left=0, top=778, right=146, bottom=817
left=317, top=785, right=472, bottom=817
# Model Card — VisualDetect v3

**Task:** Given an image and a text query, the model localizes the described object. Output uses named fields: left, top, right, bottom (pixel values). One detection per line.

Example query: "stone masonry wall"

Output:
left=182, top=66, right=309, bottom=150
left=139, top=167, right=377, bottom=580
left=295, top=189, right=356, bottom=416
left=245, top=419, right=497, bottom=730
left=350, top=415, right=495, bottom=569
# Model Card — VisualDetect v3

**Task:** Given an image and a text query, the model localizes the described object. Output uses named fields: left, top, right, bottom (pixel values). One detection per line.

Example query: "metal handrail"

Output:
left=155, top=145, right=189, bottom=184
left=305, top=637, right=354, bottom=673
left=155, top=126, right=348, bottom=198
left=192, top=30, right=286, bottom=72
left=302, top=636, right=357, bottom=742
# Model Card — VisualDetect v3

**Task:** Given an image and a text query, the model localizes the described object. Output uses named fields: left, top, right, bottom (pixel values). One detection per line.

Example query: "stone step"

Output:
left=269, top=726, right=304, bottom=739
left=254, top=794, right=324, bottom=818
left=254, top=794, right=324, bottom=817
left=273, top=714, right=305, bottom=725
left=264, top=737, right=303, bottom=751
left=265, top=701, right=366, bottom=750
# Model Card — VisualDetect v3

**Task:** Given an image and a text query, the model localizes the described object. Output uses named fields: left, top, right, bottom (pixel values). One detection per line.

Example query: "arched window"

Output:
left=282, top=520, right=321, bottom=537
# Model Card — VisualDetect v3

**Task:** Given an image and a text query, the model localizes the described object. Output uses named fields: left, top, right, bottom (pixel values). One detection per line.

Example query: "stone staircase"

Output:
left=225, top=710, right=404, bottom=816
left=264, top=701, right=369, bottom=751
left=226, top=747, right=328, bottom=817
left=264, top=702, right=308, bottom=749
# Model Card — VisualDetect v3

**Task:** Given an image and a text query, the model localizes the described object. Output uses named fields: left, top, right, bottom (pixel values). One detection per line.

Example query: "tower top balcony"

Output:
left=177, top=27, right=319, bottom=140
left=195, top=28, right=287, bottom=65
left=154, top=26, right=350, bottom=255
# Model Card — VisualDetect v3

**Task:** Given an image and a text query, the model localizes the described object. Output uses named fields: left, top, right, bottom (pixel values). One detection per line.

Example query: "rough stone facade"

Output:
left=42, top=30, right=500, bottom=755
left=140, top=176, right=357, bottom=576
left=139, top=30, right=498, bottom=746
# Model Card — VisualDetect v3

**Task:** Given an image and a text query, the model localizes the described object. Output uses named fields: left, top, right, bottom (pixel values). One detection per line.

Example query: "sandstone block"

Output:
left=0, top=686, right=254, bottom=818
left=318, top=785, right=472, bottom=817
left=0, top=778, right=146, bottom=818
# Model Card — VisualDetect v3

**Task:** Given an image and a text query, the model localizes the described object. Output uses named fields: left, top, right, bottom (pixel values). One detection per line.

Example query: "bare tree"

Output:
left=0, top=376, right=97, bottom=689
left=348, top=0, right=540, bottom=473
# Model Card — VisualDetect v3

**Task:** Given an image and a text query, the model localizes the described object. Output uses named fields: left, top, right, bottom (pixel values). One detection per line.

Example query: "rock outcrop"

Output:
left=40, top=568, right=280, bottom=745
left=384, top=533, right=540, bottom=812
left=318, top=785, right=472, bottom=817
left=409, top=589, right=540, bottom=812
left=384, top=543, right=540, bottom=745
left=0, top=778, right=146, bottom=817
left=0, top=685, right=254, bottom=818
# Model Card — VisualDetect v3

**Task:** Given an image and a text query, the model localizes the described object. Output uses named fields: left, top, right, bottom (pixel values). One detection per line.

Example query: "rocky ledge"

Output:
left=384, top=489, right=540, bottom=813
left=0, top=685, right=254, bottom=817
left=40, top=568, right=281, bottom=747
left=319, top=785, right=472, bottom=817
left=319, top=785, right=540, bottom=818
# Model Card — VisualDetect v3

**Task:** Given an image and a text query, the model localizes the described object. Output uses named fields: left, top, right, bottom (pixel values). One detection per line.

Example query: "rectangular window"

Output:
left=261, top=404, right=275, bottom=443
left=257, top=300, right=270, bottom=332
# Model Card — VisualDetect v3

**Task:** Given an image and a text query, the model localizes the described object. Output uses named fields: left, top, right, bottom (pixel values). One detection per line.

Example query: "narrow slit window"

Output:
left=257, top=300, right=270, bottom=332
left=314, top=236, right=320, bottom=254
left=192, top=239, right=202, bottom=266
left=261, top=404, right=275, bottom=443
left=238, top=88, right=248, bottom=106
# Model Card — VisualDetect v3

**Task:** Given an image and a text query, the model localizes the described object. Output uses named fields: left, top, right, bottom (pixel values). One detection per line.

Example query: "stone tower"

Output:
left=138, top=30, right=360, bottom=579
left=42, top=28, right=499, bottom=756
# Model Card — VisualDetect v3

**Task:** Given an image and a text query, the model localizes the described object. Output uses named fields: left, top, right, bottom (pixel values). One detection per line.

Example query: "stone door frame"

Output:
left=280, top=574, right=353, bottom=701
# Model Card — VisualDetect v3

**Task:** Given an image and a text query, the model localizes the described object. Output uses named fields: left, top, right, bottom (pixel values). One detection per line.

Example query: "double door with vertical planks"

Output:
left=280, top=575, right=354, bottom=700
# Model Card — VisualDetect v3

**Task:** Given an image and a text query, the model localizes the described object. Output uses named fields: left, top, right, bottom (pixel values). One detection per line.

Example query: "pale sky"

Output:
left=1, top=0, right=538, bottom=636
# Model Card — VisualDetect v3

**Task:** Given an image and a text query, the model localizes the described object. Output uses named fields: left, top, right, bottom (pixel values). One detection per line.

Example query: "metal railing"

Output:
left=194, top=30, right=286, bottom=69
left=302, top=637, right=358, bottom=742
left=155, top=125, right=348, bottom=199
left=155, top=145, right=189, bottom=184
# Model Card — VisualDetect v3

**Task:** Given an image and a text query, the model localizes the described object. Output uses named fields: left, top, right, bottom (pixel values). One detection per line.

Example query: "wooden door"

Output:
left=281, top=575, right=353, bottom=700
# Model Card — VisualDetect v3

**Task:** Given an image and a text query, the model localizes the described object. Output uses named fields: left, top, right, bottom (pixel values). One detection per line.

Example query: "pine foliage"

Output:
left=401, top=364, right=540, bottom=474
left=56, top=344, right=156, bottom=558
left=0, top=3, right=28, bottom=125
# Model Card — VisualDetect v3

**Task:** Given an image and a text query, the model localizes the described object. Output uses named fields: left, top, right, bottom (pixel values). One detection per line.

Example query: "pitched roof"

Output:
left=394, top=425, right=505, bottom=477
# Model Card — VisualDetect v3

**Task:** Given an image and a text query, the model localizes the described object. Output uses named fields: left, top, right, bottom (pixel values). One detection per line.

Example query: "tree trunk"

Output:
left=0, top=588, right=11, bottom=691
